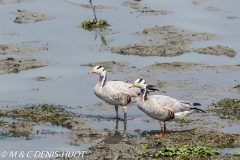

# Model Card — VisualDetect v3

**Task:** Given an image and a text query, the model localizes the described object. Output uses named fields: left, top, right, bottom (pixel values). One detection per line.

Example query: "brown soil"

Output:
left=139, top=10, right=172, bottom=16
left=0, top=58, right=53, bottom=74
left=13, top=9, right=54, bottom=24
left=227, top=16, right=239, bottom=19
left=83, top=128, right=240, bottom=160
left=122, top=1, right=172, bottom=16
left=205, top=6, right=220, bottom=12
left=194, top=45, right=236, bottom=57
left=1, top=121, right=35, bottom=133
left=31, top=76, right=52, bottom=81
left=193, top=0, right=205, bottom=5
left=110, top=26, right=219, bottom=57
left=82, top=61, right=129, bottom=72
left=0, top=44, right=46, bottom=55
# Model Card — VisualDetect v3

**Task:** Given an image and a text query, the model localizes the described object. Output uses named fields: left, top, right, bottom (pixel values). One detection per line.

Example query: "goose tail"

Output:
left=190, top=107, right=206, bottom=113
left=146, top=85, right=159, bottom=92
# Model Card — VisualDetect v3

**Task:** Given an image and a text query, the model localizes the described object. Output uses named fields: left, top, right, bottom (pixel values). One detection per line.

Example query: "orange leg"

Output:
left=154, top=121, right=167, bottom=137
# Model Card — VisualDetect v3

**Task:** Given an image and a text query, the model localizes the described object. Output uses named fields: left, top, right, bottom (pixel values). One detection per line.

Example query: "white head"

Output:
left=88, top=66, right=106, bottom=76
left=129, top=79, right=147, bottom=89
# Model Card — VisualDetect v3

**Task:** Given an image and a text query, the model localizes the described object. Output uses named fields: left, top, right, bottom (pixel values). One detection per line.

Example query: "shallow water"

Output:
left=0, top=0, right=240, bottom=157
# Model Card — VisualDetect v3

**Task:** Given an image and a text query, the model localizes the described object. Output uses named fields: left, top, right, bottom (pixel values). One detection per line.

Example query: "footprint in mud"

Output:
left=31, top=76, right=51, bottom=81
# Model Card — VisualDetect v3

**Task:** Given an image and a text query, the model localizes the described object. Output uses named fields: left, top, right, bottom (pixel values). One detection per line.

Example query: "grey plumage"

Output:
left=130, top=79, right=205, bottom=136
left=88, top=66, right=140, bottom=119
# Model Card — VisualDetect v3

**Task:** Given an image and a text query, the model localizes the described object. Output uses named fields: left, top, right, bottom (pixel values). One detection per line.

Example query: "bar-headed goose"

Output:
left=129, top=79, right=205, bottom=137
left=88, top=66, right=158, bottom=119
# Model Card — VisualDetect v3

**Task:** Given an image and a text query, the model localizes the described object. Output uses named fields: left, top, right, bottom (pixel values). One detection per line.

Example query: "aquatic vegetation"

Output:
left=178, top=118, right=192, bottom=124
left=144, top=145, right=219, bottom=158
left=234, top=84, right=240, bottom=89
left=235, top=151, right=240, bottom=156
left=80, top=19, right=109, bottom=30
left=5, top=57, right=15, bottom=61
left=208, top=98, right=240, bottom=120
left=149, top=129, right=239, bottom=148
left=0, top=119, right=6, bottom=126
left=141, top=143, right=150, bottom=149
left=143, top=29, right=148, bottom=33
left=0, top=131, right=13, bottom=139
left=1, top=104, right=75, bottom=126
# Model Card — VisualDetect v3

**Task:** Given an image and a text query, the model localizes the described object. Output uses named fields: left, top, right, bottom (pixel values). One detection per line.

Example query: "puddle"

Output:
left=0, top=117, right=22, bottom=123
left=217, top=147, right=240, bottom=156
left=34, top=124, right=70, bottom=133
left=221, top=125, right=240, bottom=134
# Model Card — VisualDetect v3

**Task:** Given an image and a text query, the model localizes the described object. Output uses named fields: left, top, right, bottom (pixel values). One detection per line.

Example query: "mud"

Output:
left=83, top=128, right=240, bottom=160
left=146, top=78, right=206, bottom=93
left=194, top=45, right=236, bottom=57
left=0, top=44, right=46, bottom=55
left=81, top=4, right=115, bottom=9
left=193, top=0, right=205, bottom=5
left=0, top=58, right=52, bottom=75
left=87, top=102, right=114, bottom=110
left=110, top=26, right=219, bottom=57
left=141, top=62, right=240, bottom=74
left=0, top=105, right=110, bottom=146
left=1, top=121, right=35, bottom=133
left=63, top=118, right=110, bottom=146
left=122, top=1, right=150, bottom=10
left=1, top=0, right=240, bottom=159
left=102, top=62, right=240, bottom=78
left=139, top=10, right=173, bottom=16
left=31, top=76, right=52, bottom=81
left=0, top=32, right=20, bottom=36
left=13, top=9, right=54, bottom=24
left=82, top=61, right=129, bottom=72
left=208, top=99, right=240, bottom=120
left=205, top=6, right=220, bottom=12
left=227, top=16, right=239, bottom=19
left=122, top=1, right=172, bottom=16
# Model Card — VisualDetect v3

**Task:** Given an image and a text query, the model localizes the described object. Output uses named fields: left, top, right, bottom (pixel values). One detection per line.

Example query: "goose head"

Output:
left=129, top=79, right=147, bottom=89
left=88, top=66, right=106, bottom=76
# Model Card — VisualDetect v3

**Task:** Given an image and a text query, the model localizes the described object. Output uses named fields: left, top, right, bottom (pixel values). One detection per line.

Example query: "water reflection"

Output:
left=102, top=117, right=127, bottom=144
left=88, top=0, right=109, bottom=47
left=94, top=33, right=108, bottom=47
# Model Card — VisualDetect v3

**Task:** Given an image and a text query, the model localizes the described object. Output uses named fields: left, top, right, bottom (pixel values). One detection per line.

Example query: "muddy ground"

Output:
left=13, top=9, right=55, bottom=24
left=0, top=44, right=47, bottom=55
left=110, top=26, right=236, bottom=57
left=122, top=1, right=172, bottom=16
left=1, top=102, right=240, bottom=160
left=0, top=58, right=52, bottom=74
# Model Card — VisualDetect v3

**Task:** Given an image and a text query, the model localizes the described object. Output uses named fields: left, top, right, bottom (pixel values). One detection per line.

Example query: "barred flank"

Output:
left=121, top=92, right=131, bottom=106
left=165, top=108, right=175, bottom=120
